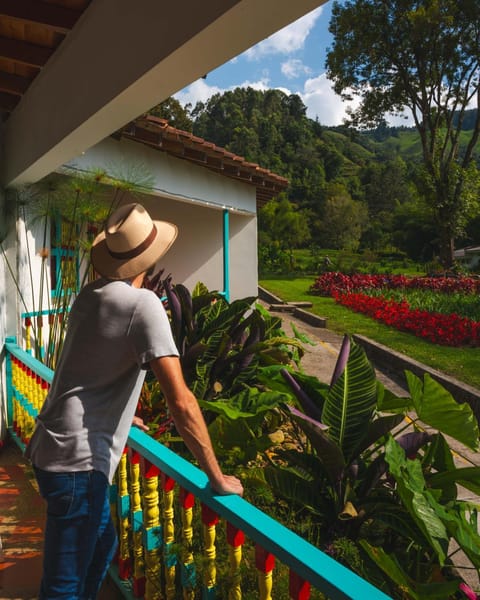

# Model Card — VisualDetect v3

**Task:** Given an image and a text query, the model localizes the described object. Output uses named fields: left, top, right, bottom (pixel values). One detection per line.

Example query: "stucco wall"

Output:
left=65, top=135, right=260, bottom=299
left=137, top=195, right=258, bottom=299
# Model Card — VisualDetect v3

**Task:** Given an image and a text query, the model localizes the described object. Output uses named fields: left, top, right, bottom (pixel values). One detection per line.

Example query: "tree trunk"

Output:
left=438, top=233, right=455, bottom=269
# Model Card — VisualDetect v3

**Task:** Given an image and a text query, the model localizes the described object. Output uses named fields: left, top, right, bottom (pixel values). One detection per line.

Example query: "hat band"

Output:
left=108, top=224, right=158, bottom=260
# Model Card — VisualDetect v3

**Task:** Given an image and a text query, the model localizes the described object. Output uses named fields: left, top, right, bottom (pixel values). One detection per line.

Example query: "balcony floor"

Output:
left=0, top=440, right=122, bottom=599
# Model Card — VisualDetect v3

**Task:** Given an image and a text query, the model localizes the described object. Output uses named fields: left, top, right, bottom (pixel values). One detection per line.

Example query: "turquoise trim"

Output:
left=127, top=427, right=391, bottom=599
left=222, top=209, right=230, bottom=302
left=5, top=339, right=54, bottom=384
left=164, top=541, right=177, bottom=568
left=131, top=510, right=143, bottom=533
left=180, top=562, right=196, bottom=589
left=117, top=494, right=130, bottom=519
left=21, top=307, right=70, bottom=319
left=143, top=525, right=163, bottom=551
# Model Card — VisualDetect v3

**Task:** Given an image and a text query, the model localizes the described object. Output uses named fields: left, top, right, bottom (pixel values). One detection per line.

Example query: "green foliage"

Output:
left=261, top=336, right=479, bottom=596
left=326, top=0, right=480, bottom=266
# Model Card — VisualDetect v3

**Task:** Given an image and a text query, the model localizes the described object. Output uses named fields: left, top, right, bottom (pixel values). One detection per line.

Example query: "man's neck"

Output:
left=130, top=272, right=146, bottom=288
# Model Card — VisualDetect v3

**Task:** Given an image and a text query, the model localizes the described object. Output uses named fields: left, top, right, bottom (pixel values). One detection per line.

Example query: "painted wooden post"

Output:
left=161, top=472, right=176, bottom=599
left=129, top=449, right=145, bottom=598
left=117, top=449, right=132, bottom=581
left=179, top=487, right=196, bottom=599
left=24, top=317, right=32, bottom=354
left=201, top=503, right=219, bottom=599
left=256, top=545, right=275, bottom=600
left=226, top=522, right=245, bottom=600
left=142, top=459, right=162, bottom=600
left=289, top=570, right=311, bottom=600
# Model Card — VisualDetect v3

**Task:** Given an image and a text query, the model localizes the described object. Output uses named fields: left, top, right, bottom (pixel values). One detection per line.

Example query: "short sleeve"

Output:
left=128, top=289, right=179, bottom=367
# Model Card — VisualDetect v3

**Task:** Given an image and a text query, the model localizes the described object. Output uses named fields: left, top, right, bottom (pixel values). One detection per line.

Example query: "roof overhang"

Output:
left=0, top=0, right=326, bottom=189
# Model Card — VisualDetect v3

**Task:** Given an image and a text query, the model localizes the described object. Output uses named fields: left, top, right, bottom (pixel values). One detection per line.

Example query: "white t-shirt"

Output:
left=26, top=278, right=179, bottom=483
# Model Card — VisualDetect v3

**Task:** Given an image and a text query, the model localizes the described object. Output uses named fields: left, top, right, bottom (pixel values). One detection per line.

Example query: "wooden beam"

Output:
left=0, top=37, right=52, bottom=67
left=0, top=0, right=82, bottom=34
left=0, top=71, right=31, bottom=95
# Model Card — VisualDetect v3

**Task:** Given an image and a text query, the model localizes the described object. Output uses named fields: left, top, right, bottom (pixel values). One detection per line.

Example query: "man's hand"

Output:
left=132, top=415, right=149, bottom=432
left=210, top=474, right=244, bottom=496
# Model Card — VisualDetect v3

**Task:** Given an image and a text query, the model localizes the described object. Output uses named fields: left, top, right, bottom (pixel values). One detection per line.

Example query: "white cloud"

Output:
left=301, top=73, right=357, bottom=126
left=281, top=59, right=312, bottom=80
left=174, top=77, right=272, bottom=109
left=174, top=79, right=224, bottom=107
left=244, top=6, right=323, bottom=59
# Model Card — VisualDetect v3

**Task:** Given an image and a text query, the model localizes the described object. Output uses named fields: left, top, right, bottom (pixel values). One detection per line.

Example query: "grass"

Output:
left=260, top=276, right=480, bottom=390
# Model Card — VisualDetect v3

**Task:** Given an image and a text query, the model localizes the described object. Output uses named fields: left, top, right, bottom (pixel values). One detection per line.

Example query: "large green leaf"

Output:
left=376, top=383, right=414, bottom=413
left=322, top=337, right=377, bottom=460
left=384, top=437, right=449, bottom=564
left=360, top=541, right=461, bottom=600
left=428, top=467, right=480, bottom=498
left=406, top=372, right=479, bottom=451
left=199, top=387, right=288, bottom=420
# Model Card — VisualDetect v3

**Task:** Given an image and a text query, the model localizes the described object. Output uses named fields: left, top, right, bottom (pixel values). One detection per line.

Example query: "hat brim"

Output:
left=91, top=220, right=178, bottom=280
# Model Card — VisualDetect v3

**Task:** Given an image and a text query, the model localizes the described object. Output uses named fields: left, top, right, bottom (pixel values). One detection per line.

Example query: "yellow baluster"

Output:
left=117, top=449, right=132, bottom=580
left=255, top=545, right=275, bottom=600
left=227, top=522, right=245, bottom=600
left=162, top=473, right=176, bottom=599
left=142, top=459, right=162, bottom=600
left=201, top=504, right=219, bottom=598
left=129, top=449, right=145, bottom=597
left=180, top=488, right=195, bottom=599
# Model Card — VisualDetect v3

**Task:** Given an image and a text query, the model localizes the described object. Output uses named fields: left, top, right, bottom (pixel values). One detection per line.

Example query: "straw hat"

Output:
left=91, top=203, right=178, bottom=280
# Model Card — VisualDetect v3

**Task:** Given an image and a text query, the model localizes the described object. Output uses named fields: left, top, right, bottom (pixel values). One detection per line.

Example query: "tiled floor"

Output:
left=0, top=440, right=44, bottom=600
left=0, top=440, right=122, bottom=599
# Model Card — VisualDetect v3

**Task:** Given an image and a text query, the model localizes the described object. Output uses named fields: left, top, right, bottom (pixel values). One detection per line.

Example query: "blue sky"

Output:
left=175, top=3, right=360, bottom=127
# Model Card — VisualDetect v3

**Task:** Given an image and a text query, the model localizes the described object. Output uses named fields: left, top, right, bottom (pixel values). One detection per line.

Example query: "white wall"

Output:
left=138, top=196, right=258, bottom=299
left=65, top=135, right=260, bottom=299
left=67, top=137, right=258, bottom=214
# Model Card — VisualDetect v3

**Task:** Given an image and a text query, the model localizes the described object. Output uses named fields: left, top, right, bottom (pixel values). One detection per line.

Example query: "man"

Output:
left=26, top=203, right=243, bottom=599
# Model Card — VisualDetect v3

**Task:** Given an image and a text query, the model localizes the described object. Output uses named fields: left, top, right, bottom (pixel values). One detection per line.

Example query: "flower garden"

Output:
left=310, top=273, right=480, bottom=347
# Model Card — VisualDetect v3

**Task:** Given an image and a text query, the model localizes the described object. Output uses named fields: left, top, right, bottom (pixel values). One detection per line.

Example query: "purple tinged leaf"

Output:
left=281, top=368, right=323, bottom=422
left=330, top=334, right=350, bottom=388
left=397, top=432, right=432, bottom=458
left=163, top=276, right=182, bottom=342
left=286, top=404, right=329, bottom=430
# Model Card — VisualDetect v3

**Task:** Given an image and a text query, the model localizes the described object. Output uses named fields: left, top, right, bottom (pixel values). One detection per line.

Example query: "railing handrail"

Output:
left=4, top=338, right=392, bottom=599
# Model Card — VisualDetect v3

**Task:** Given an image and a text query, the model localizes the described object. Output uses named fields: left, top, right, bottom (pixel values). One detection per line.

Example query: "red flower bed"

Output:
left=333, top=291, right=480, bottom=346
left=311, top=272, right=480, bottom=296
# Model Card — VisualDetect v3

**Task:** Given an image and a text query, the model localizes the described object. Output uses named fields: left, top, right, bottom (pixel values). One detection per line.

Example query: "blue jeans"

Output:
left=34, top=467, right=118, bottom=600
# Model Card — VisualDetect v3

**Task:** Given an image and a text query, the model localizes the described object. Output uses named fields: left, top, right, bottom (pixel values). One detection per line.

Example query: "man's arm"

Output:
left=150, top=355, right=243, bottom=496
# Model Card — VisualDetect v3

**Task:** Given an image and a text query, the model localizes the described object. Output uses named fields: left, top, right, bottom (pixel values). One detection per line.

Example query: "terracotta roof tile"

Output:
left=121, top=115, right=288, bottom=206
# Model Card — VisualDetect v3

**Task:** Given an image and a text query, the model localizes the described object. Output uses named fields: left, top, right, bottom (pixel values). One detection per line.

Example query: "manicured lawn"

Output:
left=260, top=276, right=480, bottom=390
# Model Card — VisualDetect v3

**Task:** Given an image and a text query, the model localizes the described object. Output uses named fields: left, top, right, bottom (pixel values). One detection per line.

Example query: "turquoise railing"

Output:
left=4, top=337, right=392, bottom=600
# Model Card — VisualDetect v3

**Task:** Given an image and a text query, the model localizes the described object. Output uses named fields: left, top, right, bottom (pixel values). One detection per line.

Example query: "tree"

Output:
left=326, top=0, right=480, bottom=267
left=258, top=194, right=311, bottom=269
left=149, top=97, right=193, bottom=131
left=316, top=183, right=368, bottom=250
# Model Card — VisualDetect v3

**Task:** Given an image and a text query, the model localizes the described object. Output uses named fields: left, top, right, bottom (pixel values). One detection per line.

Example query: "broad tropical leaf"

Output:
left=406, top=372, right=479, bottom=451
left=428, top=467, right=480, bottom=498
left=360, top=541, right=461, bottom=600
left=322, top=336, right=377, bottom=460
left=199, top=388, right=288, bottom=420
left=385, top=437, right=449, bottom=564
